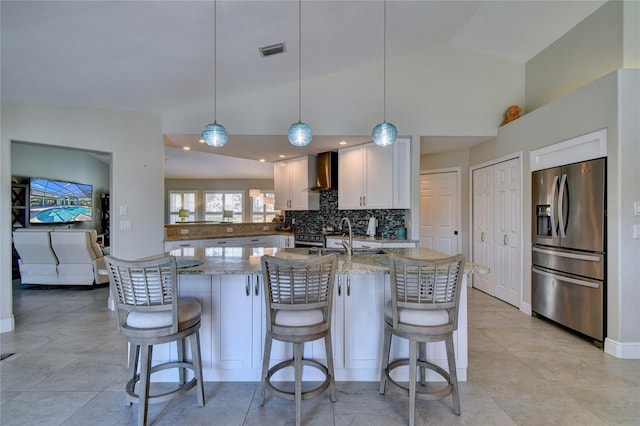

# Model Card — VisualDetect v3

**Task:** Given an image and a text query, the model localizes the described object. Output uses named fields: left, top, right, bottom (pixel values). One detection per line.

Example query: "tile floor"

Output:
left=1, top=281, right=639, bottom=425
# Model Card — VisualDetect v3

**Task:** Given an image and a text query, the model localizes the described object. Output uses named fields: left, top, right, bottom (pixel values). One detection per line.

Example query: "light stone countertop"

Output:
left=167, top=247, right=489, bottom=275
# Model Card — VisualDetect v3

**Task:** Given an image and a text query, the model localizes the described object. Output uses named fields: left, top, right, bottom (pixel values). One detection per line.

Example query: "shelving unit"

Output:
left=11, top=183, right=29, bottom=228
left=101, top=193, right=110, bottom=247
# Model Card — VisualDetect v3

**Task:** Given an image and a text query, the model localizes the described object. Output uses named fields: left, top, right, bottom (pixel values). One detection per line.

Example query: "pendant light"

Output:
left=288, top=0, right=313, bottom=147
left=202, top=0, right=228, bottom=147
left=372, top=0, right=397, bottom=147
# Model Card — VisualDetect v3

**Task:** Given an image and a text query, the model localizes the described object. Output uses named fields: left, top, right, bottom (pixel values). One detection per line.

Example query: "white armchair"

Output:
left=12, top=229, right=59, bottom=285
left=51, top=229, right=109, bottom=285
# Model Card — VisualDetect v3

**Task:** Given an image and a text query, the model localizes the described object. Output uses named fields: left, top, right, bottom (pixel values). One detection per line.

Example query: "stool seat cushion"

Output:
left=384, top=301, right=449, bottom=326
left=126, top=298, right=201, bottom=329
left=274, top=308, right=323, bottom=327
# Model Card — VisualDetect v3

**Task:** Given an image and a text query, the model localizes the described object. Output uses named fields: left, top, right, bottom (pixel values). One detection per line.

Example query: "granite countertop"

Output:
left=169, top=247, right=489, bottom=275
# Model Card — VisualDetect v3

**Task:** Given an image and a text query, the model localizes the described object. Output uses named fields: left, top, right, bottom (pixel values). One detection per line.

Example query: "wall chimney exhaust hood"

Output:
left=310, top=151, right=337, bottom=191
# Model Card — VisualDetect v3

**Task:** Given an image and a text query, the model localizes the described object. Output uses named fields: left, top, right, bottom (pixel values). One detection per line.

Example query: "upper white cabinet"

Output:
left=274, top=156, right=319, bottom=211
left=338, top=139, right=410, bottom=210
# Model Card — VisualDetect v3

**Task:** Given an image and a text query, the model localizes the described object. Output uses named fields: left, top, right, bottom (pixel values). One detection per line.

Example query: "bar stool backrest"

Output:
left=389, top=254, right=465, bottom=331
left=106, top=255, right=179, bottom=337
left=261, top=254, right=337, bottom=333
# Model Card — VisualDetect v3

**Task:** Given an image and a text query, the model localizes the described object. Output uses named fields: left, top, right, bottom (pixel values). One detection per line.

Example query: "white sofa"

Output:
left=13, top=228, right=109, bottom=286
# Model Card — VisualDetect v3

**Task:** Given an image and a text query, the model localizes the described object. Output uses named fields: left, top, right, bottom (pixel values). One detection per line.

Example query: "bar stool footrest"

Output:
left=126, top=361, right=197, bottom=405
left=384, top=358, right=453, bottom=400
left=265, top=358, right=331, bottom=401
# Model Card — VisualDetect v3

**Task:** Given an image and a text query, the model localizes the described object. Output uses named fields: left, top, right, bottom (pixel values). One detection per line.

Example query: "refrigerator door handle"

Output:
left=558, top=173, right=568, bottom=238
left=550, top=175, right=559, bottom=238
left=532, top=267, right=600, bottom=289
left=532, top=247, right=601, bottom=262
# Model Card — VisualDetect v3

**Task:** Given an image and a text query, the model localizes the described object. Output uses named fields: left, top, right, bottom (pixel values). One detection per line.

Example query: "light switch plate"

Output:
left=634, top=201, right=640, bottom=215
left=227, top=227, right=233, bottom=233
left=180, top=228, right=189, bottom=235
left=120, top=220, right=132, bottom=231
left=634, top=224, right=640, bottom=239
left=119, top=205, right=128, bottom=216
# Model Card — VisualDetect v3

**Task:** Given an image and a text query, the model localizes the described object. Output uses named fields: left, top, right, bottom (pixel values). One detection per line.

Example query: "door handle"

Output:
left=245, top=276, right=250, bottom=296
left=532, top=267, right=600, bottom=289
left=481, top=231, right=485, bottom=242
left=503, top=234, right=509, bottom=245
left=558, top=173, right=568, bottom=238
left=550, top=175, right=559, bottom=238
left=347, top=275, right=351, bottom=297
left=254, top=275, right=260, bottom=296
left=337, top=276, right=342, bottom=296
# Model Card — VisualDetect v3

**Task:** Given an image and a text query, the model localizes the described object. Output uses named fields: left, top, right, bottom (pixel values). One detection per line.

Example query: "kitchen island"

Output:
left=152, top=247, right=487, bottom=383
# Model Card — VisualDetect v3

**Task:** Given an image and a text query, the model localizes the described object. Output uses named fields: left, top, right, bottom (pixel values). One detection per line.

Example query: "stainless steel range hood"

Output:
left=310, top=151, right=337, bottom=191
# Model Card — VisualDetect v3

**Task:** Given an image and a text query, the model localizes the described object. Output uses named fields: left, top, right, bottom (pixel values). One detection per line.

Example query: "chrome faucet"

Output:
left=339, top=217, right=353, bottom=256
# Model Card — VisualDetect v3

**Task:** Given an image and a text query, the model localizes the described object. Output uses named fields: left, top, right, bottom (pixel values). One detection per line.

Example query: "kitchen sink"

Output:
left=307, top=248, right=387, bottom=256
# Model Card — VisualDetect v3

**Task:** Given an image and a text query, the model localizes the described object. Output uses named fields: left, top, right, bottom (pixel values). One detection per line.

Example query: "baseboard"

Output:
left=604, top=338, right=640, bottom=359
left=520, top=301, right=532, bottom=316
left=0, top=316, right=15, bottom=333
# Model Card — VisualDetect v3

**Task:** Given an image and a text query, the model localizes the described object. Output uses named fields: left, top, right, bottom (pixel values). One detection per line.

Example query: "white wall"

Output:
left=1, top=103, right=164, bottom=333
left=525, top=1, right=623, bottom=112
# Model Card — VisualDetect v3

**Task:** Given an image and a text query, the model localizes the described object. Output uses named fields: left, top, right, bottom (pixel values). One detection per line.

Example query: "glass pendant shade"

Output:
left=202, top=121, right=228, bottom=147
left=372, top=121, right=397, bottom=147
left=288, top=121, right=313, bottom=147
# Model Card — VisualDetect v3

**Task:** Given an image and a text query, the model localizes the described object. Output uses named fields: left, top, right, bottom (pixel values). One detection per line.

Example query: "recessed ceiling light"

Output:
left=183, top=146, right=191, bottom=151
left=259, top=159, right=266, bottom=162
left=279, top=154, right=286, bottom=158
left=199, top=138, right=205, bottom=144
left=339, top=140, right=347, bottom=145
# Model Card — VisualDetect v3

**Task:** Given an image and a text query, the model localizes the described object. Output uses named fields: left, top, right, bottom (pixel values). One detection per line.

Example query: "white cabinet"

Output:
left=352, top=240, right=383, bottom=249
left=274, top=156, right=319, bottom=211
left=338, top=138, right=410, bottom=210
left=242, top=236, right=269, bottom=247
left=305, top=272, right=384, bottom=379
left=338, top=143, right=392, bottom=209
left=325, top=237, right=344, bottom=249
left=392, top=138, right=411, bottom=209
left=472, top=157, right=521, bottom=307
left=278, top=234, right=294, bottom=248
left=342, top=273, right=386, bottom=373
left=381, top=241, right=417, bottom=248
left=325, top=237, right=417, bottom=249
left=165, top=239, right=203, bottom=251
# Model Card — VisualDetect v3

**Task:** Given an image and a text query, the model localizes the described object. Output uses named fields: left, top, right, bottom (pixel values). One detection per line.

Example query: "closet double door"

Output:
left=472, top=157, right=521, bottom=307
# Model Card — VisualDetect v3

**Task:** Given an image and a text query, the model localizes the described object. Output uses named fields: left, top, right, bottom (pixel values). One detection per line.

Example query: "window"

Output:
left=204, top=191, right=243, bottom=222
left=251, top=191, right=278, bottom=223
left=169, top=191, right=196, bottom=223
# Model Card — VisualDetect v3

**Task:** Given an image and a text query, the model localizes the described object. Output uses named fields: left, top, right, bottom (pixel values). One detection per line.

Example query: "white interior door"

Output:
left=472, top=166, right=494, bottom=294
left=494, top=158, right=521, bottom=306
left=419, top=171, right=459, bottom=255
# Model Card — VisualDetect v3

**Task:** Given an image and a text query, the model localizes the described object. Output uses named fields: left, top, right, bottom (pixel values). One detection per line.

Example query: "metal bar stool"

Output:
left=106, top=255, right=205, bottom=426
left=259, top=254, right=338, bottom=426
left=379, top=254, right=465, bottom=426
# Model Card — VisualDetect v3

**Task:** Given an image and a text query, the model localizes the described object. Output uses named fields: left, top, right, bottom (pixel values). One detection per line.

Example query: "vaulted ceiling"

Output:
left=1, top=1, right=605, bottom=178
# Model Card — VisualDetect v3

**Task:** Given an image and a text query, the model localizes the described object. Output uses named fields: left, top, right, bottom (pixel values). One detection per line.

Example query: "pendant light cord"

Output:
left=298, top=0, right=302, bottom=123
left=213, top=0, right=218, bottom=121
left=383, top=0, right=387, bottom=122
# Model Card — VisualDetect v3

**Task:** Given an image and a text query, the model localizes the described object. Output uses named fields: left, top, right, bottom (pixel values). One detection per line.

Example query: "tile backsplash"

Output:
left=284, top=189, right=406, bottom=238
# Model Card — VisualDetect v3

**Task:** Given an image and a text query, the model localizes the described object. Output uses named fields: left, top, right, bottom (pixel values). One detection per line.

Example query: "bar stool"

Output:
left=259, top=254, right=338, bottom=426
left=379, top=254, right=465, bottom=426
left=105, top=255, right=205, bottom=426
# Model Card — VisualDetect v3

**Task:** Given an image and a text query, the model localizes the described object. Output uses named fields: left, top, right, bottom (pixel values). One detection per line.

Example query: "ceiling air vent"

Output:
left=259, top=42, right=286, bottom=57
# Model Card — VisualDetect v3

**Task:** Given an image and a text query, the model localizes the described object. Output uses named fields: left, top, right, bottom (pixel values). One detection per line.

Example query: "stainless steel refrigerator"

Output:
left=531, top=157, right=606, bottom=344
